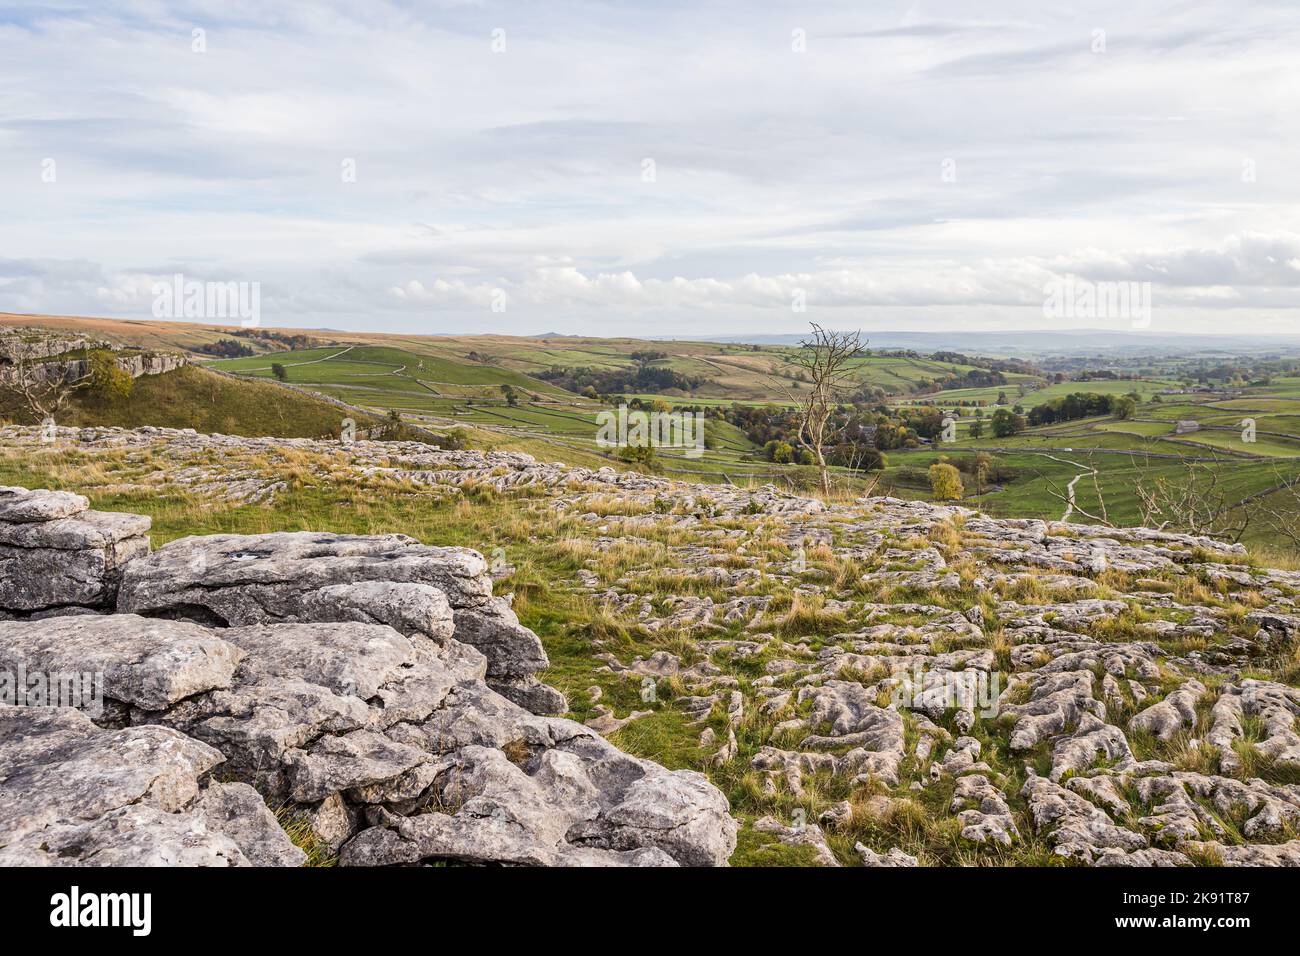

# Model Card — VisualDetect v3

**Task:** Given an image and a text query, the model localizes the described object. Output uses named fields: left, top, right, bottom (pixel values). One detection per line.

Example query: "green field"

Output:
left=896, top=377, right=1177, bottom=411
left=210, top=344, right=570, bottom=397
left=203, top=343, right=1300, bottom=546
left=11, top=311, right=1300, bottom=556
left=208, top=345, right=805, bottom=481
left=877, top=377, right=1300, bottom=553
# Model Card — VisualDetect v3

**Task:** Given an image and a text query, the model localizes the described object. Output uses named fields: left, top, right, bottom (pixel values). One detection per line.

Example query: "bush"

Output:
left=87, top=350, right=134, bottom=403
left=893, top=466, right=930, bottom=486
left=436, top=428, right=470, bottom=450
left=764, top=439, right=794, bottom=464
left=929, top=462, right=964, bottom=501
left=616, top=443, right=655, bottom=467
left=990, top=407, right=1026, bottom=438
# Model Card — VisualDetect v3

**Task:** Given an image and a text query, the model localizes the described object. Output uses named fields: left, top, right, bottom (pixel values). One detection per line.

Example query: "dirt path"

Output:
left=232, top=345, right=354, bottom=372
left=1035, top=452, right=1097, bottom=521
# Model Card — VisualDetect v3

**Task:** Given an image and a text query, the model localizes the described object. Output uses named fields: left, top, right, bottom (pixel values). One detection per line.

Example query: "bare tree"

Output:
left=770, top=323, right=865, bottom=496
left=1133, top=454, right=1252, bottom=543
left=1033, top=448, right=1282, bottom=545
left=1252, top=468, right=1300, bottom=550
left=0, top=354, right=92, bottom=422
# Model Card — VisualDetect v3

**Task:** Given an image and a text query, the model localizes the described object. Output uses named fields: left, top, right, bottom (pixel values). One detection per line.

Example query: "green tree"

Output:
left=616, top=443, right=655, bottom=467
left=1112, top=396, right=1136, bottom=420
left=87, top=350, right=134, bottom=402
left=764, top=439, right=794, bottom=464
left=271, top=363, right=289, bottom=382
left=501, top=384, right=519, bottom=407
left=929, top=462, right=964, bottom=501
left=991, top=407, right=1026, bottom=437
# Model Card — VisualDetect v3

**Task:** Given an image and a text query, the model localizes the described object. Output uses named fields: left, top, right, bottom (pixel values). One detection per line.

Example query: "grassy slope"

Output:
left=900, top=377, right=1177, bottom=410
left=884, top=376, right=1300, bottom=553
left=208, top=344, right=807, bottom=482
left=6, top=443, right=1294, bottom=866
left=0, top=364, right=379, bottom=438
left=210, top=344, right=570, bottom=397
left=5, top=313, right=1037, bottom=403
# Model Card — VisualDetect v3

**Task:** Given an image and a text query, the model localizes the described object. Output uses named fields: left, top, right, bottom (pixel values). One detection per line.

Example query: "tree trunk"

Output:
left=815, top=446, right=829, bottom=496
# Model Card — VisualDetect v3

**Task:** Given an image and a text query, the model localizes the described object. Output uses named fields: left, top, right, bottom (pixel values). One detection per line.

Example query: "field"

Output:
left=3, top=312, right=1037, bottom=403
left=883, top=378, right=1300, bottom=555
left=899, top=377, right=1178, bottom=411
left=206, top=343, right=799, bottom=481
left=8, top=311, right=1300, bottom=558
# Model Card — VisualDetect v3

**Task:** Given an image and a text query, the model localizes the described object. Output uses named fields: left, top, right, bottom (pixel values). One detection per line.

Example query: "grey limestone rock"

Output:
left=0, top=485, right=150, bottom=613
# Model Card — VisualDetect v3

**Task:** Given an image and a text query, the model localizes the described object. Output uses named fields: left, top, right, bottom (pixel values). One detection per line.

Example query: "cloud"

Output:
left=0, top=1, right=1298, bottom=335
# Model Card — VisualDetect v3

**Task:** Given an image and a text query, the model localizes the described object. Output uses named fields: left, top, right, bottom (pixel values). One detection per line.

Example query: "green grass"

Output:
left=897, top=377, right=1175, bottom=410
left=0, top=364, right=375, bottom=439
left=209, top=344, right=567, bottom=396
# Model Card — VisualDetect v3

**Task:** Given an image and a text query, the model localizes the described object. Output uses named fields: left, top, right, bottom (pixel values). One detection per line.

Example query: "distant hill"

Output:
left=675, top=329, right=1300, bottom=357
left=0, top=313, right=1035, bottom=402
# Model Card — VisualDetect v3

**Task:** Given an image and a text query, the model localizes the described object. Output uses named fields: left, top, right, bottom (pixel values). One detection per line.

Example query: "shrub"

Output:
left=87, top=350, right=134, bottom=403
left=990, top=407, right=1026, bottom=437
left=929, top=462, right=964, bottom=501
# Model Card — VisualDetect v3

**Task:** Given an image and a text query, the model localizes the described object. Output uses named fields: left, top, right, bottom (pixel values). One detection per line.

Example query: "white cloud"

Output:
left=1, top=1, right=1298, bottom=335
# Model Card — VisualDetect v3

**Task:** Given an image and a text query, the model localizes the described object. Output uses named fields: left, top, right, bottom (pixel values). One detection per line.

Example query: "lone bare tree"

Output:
left=772, top=323, right=865, bottom=496
left=1134, top=455, right=1252, bottom=543
left=1252, top=468, right=1300, bottom=550
left=1038, top=451, right=1256, bottom=543
left=0, top=354, right=92, bottom=422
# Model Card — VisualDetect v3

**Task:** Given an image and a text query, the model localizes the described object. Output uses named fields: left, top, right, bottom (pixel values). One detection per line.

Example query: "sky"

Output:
left=1, top=0, right=1298, bottom=338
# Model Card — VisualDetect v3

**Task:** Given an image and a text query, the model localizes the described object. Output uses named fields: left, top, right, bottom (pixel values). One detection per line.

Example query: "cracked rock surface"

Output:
left=116, top=531, right=561, bottom=714
left=5, top=425, right=1300, bottom=867
left=1, top=609, right=737, bottom=868
left=0, top=484, right=149, bottom=614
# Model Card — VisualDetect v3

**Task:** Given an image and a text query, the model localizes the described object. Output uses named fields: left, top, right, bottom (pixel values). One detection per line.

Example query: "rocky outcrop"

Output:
left=0, top=613, right=737, bottom=867
left=0, top=707, right=303, bottom=866
left=0, top=485, right=150, bottom=614
left=0, top=485, right=738, bottom=867
left=0, top=329, right=101, bottom=363
left=116, top=531, right=565, bottom=715
left=6, top=423, right=1300, bottom=868
left=0, top=327, right=184, bottom=385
